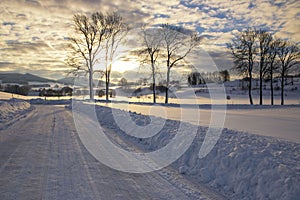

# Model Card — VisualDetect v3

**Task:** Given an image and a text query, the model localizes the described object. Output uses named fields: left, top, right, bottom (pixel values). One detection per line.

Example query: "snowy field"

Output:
left=0, top=87, right=300, bottom=199
left=105, top=102, right=300, bottom=143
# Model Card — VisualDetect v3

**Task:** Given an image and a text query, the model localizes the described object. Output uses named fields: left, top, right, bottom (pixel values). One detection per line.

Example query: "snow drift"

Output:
left=92, top=104, right=299, bottom=200
left=0, top=99, right=31, bottom=123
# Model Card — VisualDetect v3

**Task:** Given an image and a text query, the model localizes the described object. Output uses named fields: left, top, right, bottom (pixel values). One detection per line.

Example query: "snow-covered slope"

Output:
left=175, top=129, right=299, bottom=200
left=0, top=99, right=32, bottom=123
left=92, top=104, right=299, bottom=200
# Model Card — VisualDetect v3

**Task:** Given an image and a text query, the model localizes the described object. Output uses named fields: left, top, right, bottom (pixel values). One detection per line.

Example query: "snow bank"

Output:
left=0, top=99, right=31, bottom=123
left=175, top=129, right=300, bottom=200
left=93, top=105, right=300, bottom=200
left=28, top=98, right=71, bottom=105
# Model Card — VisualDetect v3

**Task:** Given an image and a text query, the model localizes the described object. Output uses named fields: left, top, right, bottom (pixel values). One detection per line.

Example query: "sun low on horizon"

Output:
left=0, top=0, right=299, bottom=80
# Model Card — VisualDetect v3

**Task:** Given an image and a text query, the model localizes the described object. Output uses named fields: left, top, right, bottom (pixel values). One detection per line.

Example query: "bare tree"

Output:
left=159, top=24, right=201, bottom=104
left=257, top=29, right=272, bottom=105
left=66, top=12, right=108, bottom=100
left=228, top=28, right=257, bottom=105
left=265, top=38, right=281, bottom=105
left=136, top=26, right=161, bottom=103
left=103, top=12, right=128, bottom=102
left=277, top=40, right=300, bottom=105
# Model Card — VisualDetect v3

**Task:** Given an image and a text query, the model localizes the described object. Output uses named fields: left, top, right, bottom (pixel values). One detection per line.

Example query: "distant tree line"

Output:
left=3, top=84, right=31, bottom=96
left=228, top=28, right=299, bottom=105
left=1, top=83, right=74, bottom=97
left=39, top=87, right=73, bottom=97
left=188, top=70, right=230, bottom=85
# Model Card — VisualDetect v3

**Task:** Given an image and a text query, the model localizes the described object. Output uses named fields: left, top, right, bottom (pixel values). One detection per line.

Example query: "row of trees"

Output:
left=39, top=87, right=73, bottom=97
left=67, top=12, right=298, bottom=105
left=66, top=12, right=127, bottom=101
left=136, top=25, right=201, bottom=103
left=67, top=12, right=202, bottom=103
left=228, top=28, right=299, bottom=105
left=188, top=70, right=230, bottom=85
left=2, top=84, right=31, bottom=96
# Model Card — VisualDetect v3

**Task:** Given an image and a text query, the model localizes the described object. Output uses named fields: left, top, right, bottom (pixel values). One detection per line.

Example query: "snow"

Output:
left=0, top=91, right=29, bottom=100
left=1, top=98, right=299, bottom=199
left=100, top=102, right=300, bottom=143
left=0, top=105, right=214, bottom=200
left=175, top=129, right=300, bottom=200
left=91, top=104, right=300, bottom=200
left=0, top=99, right=31, bottom=123
left=1, top=78, right=299, bottom=199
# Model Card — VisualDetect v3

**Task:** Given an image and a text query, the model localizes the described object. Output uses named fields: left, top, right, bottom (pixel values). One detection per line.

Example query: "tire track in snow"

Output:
left=0, top=107, right=54, bottom=200
left=40, top=109, right=58, bottom=200
left=60, top=111, right=101, bottom=200
left=37, top=107, right=99, bottom=200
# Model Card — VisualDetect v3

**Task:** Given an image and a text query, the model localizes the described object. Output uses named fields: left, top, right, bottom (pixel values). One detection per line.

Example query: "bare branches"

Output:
left=257, top=30, right=273, bottom=77
left=277, top=40, right=300, bottom=72
left=139, top=26, right=162, bottom=103
left=277, top=39, right=300, bottom=105
left=256, top=29, right=273, bottom=104
left=228, top=27, right=299, bottom=105
left=103, top=12, right=128, bottom=102
left=133, top=24, right=201, bottom=104
left=227, top=28, right=258, bottom=104
left=66, top=12, right=125, bottom=100
left=67, top=12, right=107, bottom=75
left=158, top=24, right=201, bottom=103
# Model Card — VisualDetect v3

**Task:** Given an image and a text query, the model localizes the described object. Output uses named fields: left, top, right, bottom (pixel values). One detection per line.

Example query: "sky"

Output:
left=0, top=0, right=299, bottom=80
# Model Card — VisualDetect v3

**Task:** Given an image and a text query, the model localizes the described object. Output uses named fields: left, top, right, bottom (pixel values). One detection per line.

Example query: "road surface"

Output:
left=0, top=105, right=225, bottom=200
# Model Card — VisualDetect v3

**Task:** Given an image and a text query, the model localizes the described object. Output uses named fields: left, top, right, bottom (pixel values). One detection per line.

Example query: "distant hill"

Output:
left=56, top=77, right=75, bottom=85
left=0, top=73, right=56, bottom=84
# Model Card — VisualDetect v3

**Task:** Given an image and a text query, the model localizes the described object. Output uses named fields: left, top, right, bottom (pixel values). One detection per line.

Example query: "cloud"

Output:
left=25, top=0, right=42, bottom=7
left=0, top=61, right=16, bottom=69
left=0, top=0, right=299, bottom=80
left=3, top=22, right=16, bottom=26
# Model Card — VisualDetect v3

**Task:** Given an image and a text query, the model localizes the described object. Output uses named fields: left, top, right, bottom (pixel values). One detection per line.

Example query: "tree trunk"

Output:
left=249, top=73, right=253, bottom=105
left=152, top=62, right=156, bottom=104
left=259, top=66, right=263, bottom=105
left=105, top=67, right=110, bottom=102
left=165, top=67, right=170, bottom=104
left=152, top=83, right=156, bottom=103
left=281, top=70, right=284, bottom=105
left=270, top=64, right=274, bottom=105
left=89, top=65, right=94, bottom=101
left=105, top=79, right=109, bottom=102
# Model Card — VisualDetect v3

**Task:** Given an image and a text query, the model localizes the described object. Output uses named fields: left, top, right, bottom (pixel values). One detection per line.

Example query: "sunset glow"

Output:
left=0, top=0, right=299, bottom=79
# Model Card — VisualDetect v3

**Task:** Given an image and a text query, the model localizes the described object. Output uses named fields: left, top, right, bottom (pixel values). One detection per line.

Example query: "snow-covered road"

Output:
left=0, top=105, right=224, bottom=200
